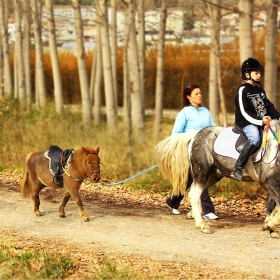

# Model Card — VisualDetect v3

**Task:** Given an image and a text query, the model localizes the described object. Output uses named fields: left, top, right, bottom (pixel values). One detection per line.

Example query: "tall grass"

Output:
left=0, top=98, right=264, bottom=198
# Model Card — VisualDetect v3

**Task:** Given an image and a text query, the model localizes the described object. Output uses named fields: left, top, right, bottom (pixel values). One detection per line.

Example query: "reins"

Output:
left=261, top=119, right=280, bottom=163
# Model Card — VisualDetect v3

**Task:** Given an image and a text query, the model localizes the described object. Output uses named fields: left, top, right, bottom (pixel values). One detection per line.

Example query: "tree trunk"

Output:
left=238, top=0, right=254, bottom=64
left=0, top=0, right=13, bottom=97
left=72, top=0, right=92, bottom=126
left=127, top=0, right=144, bottom=140
left=123, top=2, right=133, bottom=174
left=138, top=0, right=146, bottom=120
left=264, top=0, right=278, bottom=104
left=208, top=2, right=227, bottom=127
left=98, top=0, right=117, bottom=130
left=153, top=0, right=167, bottom=138
left=31, top=0, right=46, bottom=107
left=23, top=0, right=32, bottom=105
left=14, top=0, right=25, bottom=101
left=46, top=0, right=63, bottom=113
left=208, top=0, right=220, bottom=125
left=92, top=7, right=102, bottom=125
left=111, top=0, right=118, bottom=115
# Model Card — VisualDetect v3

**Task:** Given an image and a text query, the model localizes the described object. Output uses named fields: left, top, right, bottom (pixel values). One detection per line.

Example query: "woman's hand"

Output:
left=262, top=116, right=271, bottom=125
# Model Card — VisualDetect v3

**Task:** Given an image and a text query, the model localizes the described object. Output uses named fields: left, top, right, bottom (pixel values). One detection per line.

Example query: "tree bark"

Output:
left=23, top=0, right=32, bottom=105
left=0, top=0, right=13, bottom=97
left=153, top=0, right=167, bottom=138
left=208, top=1, right=227, bottom=127
left=127, top=0, right=144, bottom=140
left=111, top=0, right=118, bottom=115
left=14, top=0, right=26, bottom=100
left=138, top=0, right=146, bottom=120
left=46, top=0, right=63, bottom=113
left=238, top=0, right=254, bottom=64
left=72, top=0, right=92, bottom=126
left=123, top=1, right=133, bottom=174
left=92, top=6, right=102, bottom=125
left=31, top=0, right=46, bottom=107
left=98, top=0, right=117, bottom=130
left=208, top=0, right=220, bottom=125
left=264, top=0, right=278, bottom=104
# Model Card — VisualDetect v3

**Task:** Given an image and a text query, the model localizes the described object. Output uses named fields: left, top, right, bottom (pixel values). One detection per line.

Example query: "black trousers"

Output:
left=165, top=169, right=215, bottom=215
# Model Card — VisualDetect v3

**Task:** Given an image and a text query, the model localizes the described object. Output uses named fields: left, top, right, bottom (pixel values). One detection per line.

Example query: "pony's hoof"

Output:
left=198, top=222, right=214, bottom=234
left=262, top=222, right=269, bottom=231
left=186, top=210, right=194, bottom=219
left=35, top=211, right=42, bottom=216
left=59, top=213, right=66, bottom=218
left=82, top=217, right=90, bottom=222
left=270, top=230, right=280, bottom=239
left=201, top=227, right=214, bottom=234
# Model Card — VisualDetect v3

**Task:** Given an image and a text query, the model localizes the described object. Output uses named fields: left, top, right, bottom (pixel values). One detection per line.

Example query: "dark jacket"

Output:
left=234, top=83, right=280, bottom=129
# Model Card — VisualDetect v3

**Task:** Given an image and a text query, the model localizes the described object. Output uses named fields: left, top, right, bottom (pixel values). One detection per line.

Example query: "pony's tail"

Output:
left=20, top=169, right=31, bottom=198
left=154, top=131, right=197, bottom=196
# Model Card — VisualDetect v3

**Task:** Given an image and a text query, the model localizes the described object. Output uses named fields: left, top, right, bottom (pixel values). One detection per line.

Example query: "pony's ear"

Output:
left=96, top=147, right=100, bottom=153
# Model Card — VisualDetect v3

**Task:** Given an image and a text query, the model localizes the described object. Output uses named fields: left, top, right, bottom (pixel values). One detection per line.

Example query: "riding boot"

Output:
left=230, top=140, right=256, bottom=181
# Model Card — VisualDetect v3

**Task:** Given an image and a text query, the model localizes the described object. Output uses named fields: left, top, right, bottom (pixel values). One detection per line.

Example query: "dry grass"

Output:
left=0, top=230, right=267, bottom=280
left=0, top=98, right=264, bottom=198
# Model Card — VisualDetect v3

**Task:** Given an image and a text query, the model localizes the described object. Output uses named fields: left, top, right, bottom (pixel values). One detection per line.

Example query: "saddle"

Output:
left=232, top=126, right=263, bottom=154
left=213, top=127, right=264, bottom=181
left=47, top=145, right=74, bottom=187
left=232, top=127, right=250, bottom=153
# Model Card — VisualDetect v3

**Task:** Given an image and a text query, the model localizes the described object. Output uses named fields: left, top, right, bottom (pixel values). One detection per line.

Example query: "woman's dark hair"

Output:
left=182, top=84, right=200, bottom=107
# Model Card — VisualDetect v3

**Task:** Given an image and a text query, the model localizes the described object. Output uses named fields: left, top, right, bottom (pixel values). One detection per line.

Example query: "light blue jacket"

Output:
left=172, top=105, right=215, bottom=135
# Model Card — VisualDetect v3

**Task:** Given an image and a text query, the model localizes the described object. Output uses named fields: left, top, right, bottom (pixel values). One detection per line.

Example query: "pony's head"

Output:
left=82, top=147, right=101, bottom=182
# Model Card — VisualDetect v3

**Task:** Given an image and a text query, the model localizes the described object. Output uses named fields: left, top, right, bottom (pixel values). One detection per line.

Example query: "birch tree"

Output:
left=0, top=0, right=13, bottom=97
left=31, top=0, right=46, bottom=107
left=207, top=0, right=220, bottom=125
left=264, top=0, right=278, bottom=104
left=72, top=0, right=92, bottom=125
left=238, top=0, right=254, bottom=64
left=90, top=6, right=102, bottom=125
left=153, top=0, right=167, bottom=138
left=127, top=0, right=144, bottom=140
left=138, top=0, right=145, bottom=119
left=23, top=0, right=32, bottom=104
left=111, top=0, right=118, bottom=114
left=14, top=0, right=25, bottom=101
left=46, top=0, right=63, bottom=113
left=122, top=1, right=133, bottom=173
left=98, top=0, right=117, bottom=130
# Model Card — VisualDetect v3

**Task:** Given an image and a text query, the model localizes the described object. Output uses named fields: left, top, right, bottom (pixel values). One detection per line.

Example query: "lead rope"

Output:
left=107, top=164, right=158, bottom=186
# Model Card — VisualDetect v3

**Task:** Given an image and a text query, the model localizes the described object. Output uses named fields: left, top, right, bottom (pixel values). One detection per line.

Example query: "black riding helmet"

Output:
left=241, top=58, right=263, bottom=80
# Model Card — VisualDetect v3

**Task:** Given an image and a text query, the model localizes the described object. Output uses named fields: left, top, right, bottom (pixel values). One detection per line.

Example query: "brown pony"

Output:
left=20, top=146, right=100, bottom=222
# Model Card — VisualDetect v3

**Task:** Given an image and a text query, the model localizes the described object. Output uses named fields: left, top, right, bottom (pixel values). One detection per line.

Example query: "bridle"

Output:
left=62, top=151, right=100, bottom=182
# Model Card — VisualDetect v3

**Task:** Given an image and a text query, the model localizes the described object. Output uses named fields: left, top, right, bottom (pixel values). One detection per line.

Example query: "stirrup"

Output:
left=230, top=168, right=243, bottom=181
left=52, top=176, right=64, bottom=187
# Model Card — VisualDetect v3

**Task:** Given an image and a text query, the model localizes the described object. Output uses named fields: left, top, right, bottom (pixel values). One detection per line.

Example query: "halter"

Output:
left=62, top=151, right=100, bottom=182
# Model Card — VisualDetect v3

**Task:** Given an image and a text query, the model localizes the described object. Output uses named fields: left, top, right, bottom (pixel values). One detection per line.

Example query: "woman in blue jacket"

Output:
left=166, top=84, right=218, bottom=220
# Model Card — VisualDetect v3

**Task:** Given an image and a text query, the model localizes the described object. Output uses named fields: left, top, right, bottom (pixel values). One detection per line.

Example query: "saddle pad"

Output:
left=214, top=127, right=262, bottom=162
left=214, top=127, right=240, bottom=159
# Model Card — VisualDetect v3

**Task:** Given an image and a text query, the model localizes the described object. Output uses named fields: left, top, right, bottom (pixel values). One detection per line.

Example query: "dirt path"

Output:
left=1, top=174, right=280, bottom=279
